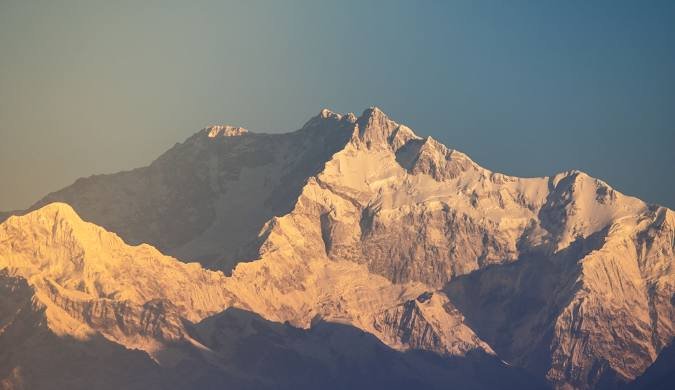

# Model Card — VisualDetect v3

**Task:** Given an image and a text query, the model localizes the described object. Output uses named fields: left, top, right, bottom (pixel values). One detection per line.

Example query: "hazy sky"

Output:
left=1, top=0, right=674, bottom=210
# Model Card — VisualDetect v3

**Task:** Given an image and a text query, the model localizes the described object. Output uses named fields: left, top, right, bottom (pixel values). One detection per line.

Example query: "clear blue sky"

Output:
left=1, top=0, right=674, bottom=210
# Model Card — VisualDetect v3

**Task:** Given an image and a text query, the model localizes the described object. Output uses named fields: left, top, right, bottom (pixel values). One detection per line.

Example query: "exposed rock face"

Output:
left=0, top=272, right=178, bottom=390
left=548, top=208, right=674, bottom=388
left=373, top=292, right=494, bottom=357
left=445, top=208, right=675, bottom=389
left=0, top=107, right=672, bottom=389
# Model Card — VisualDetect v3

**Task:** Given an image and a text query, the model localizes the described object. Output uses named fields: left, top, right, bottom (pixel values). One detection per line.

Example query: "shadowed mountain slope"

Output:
left=21, top=110, right=357, bottom=271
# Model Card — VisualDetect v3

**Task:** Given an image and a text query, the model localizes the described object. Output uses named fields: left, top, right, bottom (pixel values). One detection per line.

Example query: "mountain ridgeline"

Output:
left=0, top=108, right=672, bottom=390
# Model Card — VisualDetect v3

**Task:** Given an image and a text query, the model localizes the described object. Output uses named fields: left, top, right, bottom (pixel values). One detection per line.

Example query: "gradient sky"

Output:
left=1, top=0, right=674, bottom=210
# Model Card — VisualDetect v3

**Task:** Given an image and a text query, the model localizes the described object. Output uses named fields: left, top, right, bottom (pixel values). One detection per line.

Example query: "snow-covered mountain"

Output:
left=0, top=108, right=672, bottom=389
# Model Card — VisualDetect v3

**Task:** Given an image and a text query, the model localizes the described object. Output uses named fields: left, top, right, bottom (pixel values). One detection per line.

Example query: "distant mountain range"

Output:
left=1, top=108, right=672, bottom=389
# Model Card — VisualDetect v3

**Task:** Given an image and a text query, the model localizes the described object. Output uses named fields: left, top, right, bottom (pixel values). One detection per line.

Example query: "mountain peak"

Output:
left=0, top=202, right=231, bottom=323
left=301, top=108, right=357, bottom=129
left=31, top=201, right=77, bottom=215
left=318, top=108, right=341, bottom=120
left=359, top=106, right=387, bottom=119
left=205, top=125, right=248, bottom=137
left=14, top=202, right=80, bottom=224
left=354, top=107, right=419, bottom=150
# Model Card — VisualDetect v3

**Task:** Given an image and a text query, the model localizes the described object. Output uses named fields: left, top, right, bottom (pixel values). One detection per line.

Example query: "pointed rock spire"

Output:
left=353, top=107, right=420, bottom=150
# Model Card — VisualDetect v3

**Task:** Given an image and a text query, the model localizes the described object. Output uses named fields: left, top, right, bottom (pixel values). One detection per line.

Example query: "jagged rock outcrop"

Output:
left=373, top=292, right=494, bottom=356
